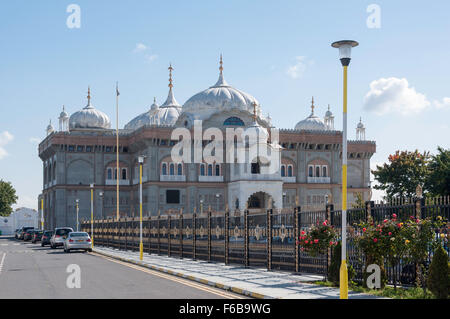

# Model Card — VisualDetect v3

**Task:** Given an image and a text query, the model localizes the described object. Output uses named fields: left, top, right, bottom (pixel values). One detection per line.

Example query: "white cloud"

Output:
left=133, top=43, right=147, bottom=53
left=145, top=54, right=158, bottom=63
left=433, top=97, right=450, bottom=109
left=286, top=56, right=307, bottom=79
left=363, top=77, right=430, bottom=115
left=29, top=137, right=40, bottom=144
left=0, top=131, right=13, bottom=160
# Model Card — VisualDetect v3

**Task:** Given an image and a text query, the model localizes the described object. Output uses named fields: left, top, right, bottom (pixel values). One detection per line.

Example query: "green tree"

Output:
left=351, top=192, right=365, bottom=209
left=372, top=150, right=430, bottom=200
left=426, top=147, right=450, bottom=197
left=427, top=245, right=449, bottom=299
left=0, top=180, right=18, bottom=217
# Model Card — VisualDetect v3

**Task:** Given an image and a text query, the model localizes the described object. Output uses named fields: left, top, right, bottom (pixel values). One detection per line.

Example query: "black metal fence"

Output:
left=82, top=197, right=450, bottom=286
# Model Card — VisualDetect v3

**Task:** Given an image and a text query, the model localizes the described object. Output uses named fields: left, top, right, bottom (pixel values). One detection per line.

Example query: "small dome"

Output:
left=357, top=118, right=365, bottom=129
left=295, top=98, right=327, bottom=131
left=69, top=88, right=111, bottom=130
left=59, top=106, right=69, bottom=119
left=150, top=97, right=159, bottom=110
left=325, top=105, right=334, bottom=118
left=244, top=104, right=268, bottom=144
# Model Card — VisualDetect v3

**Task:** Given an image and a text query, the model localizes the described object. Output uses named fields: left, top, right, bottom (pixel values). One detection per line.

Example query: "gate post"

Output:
left=157, top=211, right=161, bottom=255
left=267, top=203, right=273, bottom=271
left=168, top=215, right=171, bottom=257
left=193, top=208, right=197, bottom=261
left=244, top=207, right=249, bottom=268
left=295, top=196, right=301, bottom=274
left=225, top=205, right=229, bottom=265
left=208, top=207, right=212, bottom=263
left=179, top=209, right=183, bottom=259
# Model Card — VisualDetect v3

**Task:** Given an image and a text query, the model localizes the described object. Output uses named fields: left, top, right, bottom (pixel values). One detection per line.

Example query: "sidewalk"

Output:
left=93, top=246, right=379, bottom=299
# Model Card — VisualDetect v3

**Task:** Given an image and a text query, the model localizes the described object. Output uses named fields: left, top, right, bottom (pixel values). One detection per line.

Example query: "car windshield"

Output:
left=70, top=233, right=89, bottom=237
left=56, top=229, right=72, bottom=236
left=44, top=231, right=53, bottom=236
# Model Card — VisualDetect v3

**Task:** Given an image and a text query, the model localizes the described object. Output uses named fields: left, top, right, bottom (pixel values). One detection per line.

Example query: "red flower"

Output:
left=383, top=219, right=388, bottom=223
left=314, top=239, right=319, bottom=244
left=301, top=231, right=306, bottom=235
left=305, top=240, right=308, bottom=244
left=363, top=228, right=367, bottom=232
left=392, top=214, right=397, bottom=219
left=374, top=238, right=378, bottom=243
left=388, top=232, right=392, bottom=236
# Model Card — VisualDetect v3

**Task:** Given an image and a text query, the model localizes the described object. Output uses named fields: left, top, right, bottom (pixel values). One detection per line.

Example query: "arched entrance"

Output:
left=247, top=192, right=273, bottom=209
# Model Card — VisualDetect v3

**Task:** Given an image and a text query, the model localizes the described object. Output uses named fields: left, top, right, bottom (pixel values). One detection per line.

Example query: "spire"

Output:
left=311, top=96, right=315, bottom=115
left=213, top=54, right=229, bottom=87
left=87, top=86, right=91, bottom=106
left=161, top=64, right=181, bottom=108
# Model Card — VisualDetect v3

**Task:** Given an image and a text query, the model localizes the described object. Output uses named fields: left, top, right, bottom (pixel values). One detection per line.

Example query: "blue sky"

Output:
left=0, top=0, right=449, bottom=209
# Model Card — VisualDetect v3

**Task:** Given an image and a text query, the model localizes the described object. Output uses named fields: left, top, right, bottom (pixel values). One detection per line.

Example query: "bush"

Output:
left=328, top=242, right=355, bottom=286
left=427, top=245, right=449, bottom=299
left=297, top=219, right=338, bottom=257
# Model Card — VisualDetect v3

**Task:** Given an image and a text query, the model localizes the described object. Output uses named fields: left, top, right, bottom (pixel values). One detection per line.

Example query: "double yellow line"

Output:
left=92, top=253, right=244, bottom=299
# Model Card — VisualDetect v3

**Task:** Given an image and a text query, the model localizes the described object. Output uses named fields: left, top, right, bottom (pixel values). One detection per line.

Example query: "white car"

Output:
left=64, top=232, right=92, bottom=253
left=50, top=227, right=73, bottom=249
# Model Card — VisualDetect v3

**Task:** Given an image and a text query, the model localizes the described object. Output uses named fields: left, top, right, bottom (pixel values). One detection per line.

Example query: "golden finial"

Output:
left=168, top=64, right=173, bottom=89
left=219, top=54, right=224, bottom=75
left=311, top=96, right=315, bottom=114
left=87, top=86, right=91, bottom=104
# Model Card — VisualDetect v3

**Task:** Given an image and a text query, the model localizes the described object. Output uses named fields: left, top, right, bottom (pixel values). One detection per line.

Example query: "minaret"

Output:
left=161, top=63, right=181, bottom=108
left=46, top=119, right=54, bottom=136
left=324, top=104, right=335, bottom=130
left=214, top=54, right=229, bottom=87
left=59, top=105, right=69, bottom=132
left=356, top=117, right=366, bottom=140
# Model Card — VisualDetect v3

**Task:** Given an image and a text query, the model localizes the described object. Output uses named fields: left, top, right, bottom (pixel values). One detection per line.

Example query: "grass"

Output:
left=313, top=280, right=436, bottom=299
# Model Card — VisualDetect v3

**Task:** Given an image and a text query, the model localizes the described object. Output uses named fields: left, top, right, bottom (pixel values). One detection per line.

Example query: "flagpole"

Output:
left=116, top=82, right=120, bottom=221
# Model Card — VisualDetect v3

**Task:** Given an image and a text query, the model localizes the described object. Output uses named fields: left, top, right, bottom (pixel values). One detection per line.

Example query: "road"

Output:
left=0, top=236, right=245, bottom=299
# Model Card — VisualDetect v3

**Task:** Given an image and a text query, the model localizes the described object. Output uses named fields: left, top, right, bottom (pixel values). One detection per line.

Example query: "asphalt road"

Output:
left=0, top=236, right=245, bottom=299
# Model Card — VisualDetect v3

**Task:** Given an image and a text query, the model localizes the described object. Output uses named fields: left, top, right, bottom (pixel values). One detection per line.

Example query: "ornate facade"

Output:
left=39, top=58, right=376, bottom=230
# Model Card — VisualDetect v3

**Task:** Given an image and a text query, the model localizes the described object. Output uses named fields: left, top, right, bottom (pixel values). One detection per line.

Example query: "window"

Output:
left=77, top=146, right=84, bottom=152
left=169, top=163, right=175, bottom=175
left=322, top=166, right=327, bottom=177
left=315, top=166, right=320, bottom=177
left=308, top=166, right=313, bottom=177
left=208, top=164, right=213, bottom=176
left=166, top=190, right=180, bottom=204
left=114, top=168, right=118, bottom=180
left=287, top=165, right=293, bottom=177
left=251, top=162, right=261, bottom=174
left=215, top=164, right=220, bottom=176
left=162, top=163, right=167, bottom=175
left=200, top=164, right=205, bottom=176
left=177, top=163, right=183, bottom=176
left=223, top=117, right=245, bottom=126
left=281, top=165, right=286, bottom=177
left=107, top=168, right=112, bottom=180
left=86, top=146, right=92, bottom=152
left=68, top=145, right=75, bottom=152
left=121, top=168, right=127, bottom=180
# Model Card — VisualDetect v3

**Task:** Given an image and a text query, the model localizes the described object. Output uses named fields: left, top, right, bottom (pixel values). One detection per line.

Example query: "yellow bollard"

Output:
left=340, top=260, right=348, bottom=299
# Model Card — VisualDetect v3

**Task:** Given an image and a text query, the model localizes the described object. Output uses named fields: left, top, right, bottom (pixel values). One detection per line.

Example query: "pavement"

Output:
left=93, top=246, right=380, bottom=299
left=0, top=236, right=245, bottom=299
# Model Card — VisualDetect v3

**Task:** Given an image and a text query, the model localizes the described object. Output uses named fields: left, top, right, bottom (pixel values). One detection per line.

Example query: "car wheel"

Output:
left=88, top=249, right=92, bottom=253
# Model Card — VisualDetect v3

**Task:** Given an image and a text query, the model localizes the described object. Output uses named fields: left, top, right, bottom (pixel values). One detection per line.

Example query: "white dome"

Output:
left=357, top=118, right=365, bottom=129
left=325, top=105, right=334, bottom=118
left=182, top=72, right=260, bottom=120
left=294, top=98, right=327, bottom=131
left=59, top=106, right=69, bottom=119
left=69, top=90, right=111, bottom=130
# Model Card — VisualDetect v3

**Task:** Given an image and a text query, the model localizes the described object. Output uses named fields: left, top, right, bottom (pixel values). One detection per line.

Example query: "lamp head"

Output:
left=90, top=183, right=94, bottom=188
left=138, top=155, right=146, bottom=164
left=331, top=40, right=359, bottom=66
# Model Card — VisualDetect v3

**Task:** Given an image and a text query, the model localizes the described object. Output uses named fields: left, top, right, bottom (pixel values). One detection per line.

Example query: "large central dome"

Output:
left=182, top=57, right=260, bottom=120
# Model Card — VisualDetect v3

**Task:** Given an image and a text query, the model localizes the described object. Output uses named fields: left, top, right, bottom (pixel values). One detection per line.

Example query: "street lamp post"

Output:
left=331, top=39, right=359, bottom=300
left=138, top=155, right=146, bottom=261
left=90, top=183, right=94, bottom=248
left=99, top=192, right=104, bottom=219
left=215, top=193, right=220, bottom=212
left=200, top=199, right=204, bottom=215
left=75, top=199, right=79, bottom=232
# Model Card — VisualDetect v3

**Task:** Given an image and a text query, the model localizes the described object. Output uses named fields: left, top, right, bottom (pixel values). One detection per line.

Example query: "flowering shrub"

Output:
left=297, top=220, right=338, bottom=257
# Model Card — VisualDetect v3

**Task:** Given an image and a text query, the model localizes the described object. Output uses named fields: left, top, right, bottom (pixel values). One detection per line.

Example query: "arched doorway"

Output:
left=247, top=192, right=273, bottom=209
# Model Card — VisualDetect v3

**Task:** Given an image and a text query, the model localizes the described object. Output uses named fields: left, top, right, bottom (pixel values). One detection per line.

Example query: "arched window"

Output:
left=169, top=163, right=175, bottom=175
left=107, top=168, right=112, bottom=180
left=251, top=161, right=261, bottom=174
left=215, top=164, right=220, bottom=176
left=322, top=166, right=327, bottom=177
left=162, top=163, right=167, bottom=175
left=200, top=164, right=205, bottom=176
left=315, top=166, right=320, bottom=177
left=208, top=164, right=213, bottom=176
left=121, top=168, right=127, bottom=180
left=223, top=117, right=245, bottom=126
left=281, top=165, right=286, bottom=177
left=308, top=166, right=313, bottom=177
left=288, top=165, right=293, bottom=177
left=177, top=163, right=183, bottom=176
left=114, top=168, right=118, bottom=180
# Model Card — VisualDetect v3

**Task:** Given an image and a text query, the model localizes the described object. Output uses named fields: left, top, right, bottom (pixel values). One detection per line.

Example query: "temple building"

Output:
left=38, top=57, right=376, bottom=230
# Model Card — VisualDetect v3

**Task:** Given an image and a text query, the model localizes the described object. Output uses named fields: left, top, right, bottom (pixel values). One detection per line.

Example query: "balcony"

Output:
left=160, top=175, right=186, bottom=182
left=307, top=176, right=331, bottom=184
left=199, top=176, right=224, bottom=182
left=282, top=176, right=296, bottom=183
left=106, top=179, right=130, bottom=186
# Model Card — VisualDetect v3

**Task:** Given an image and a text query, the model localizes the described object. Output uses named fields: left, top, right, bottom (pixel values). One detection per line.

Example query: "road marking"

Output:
left=92, top=253, right=243, bottom=299
left=0, top=253, right=6, bottom=274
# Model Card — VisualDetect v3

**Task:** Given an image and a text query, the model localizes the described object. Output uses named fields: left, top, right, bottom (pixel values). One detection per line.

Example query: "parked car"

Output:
left=50, top=227, right=74, bottom=249
left=63, top=232, right=92, bottom=253
left=17, top=227, right=34, bottom=240
left=32, top=230, right=44, bottom=243
left=41, top=230, right=53, bottom=247
left=23, top=228, right=35, bottom=241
